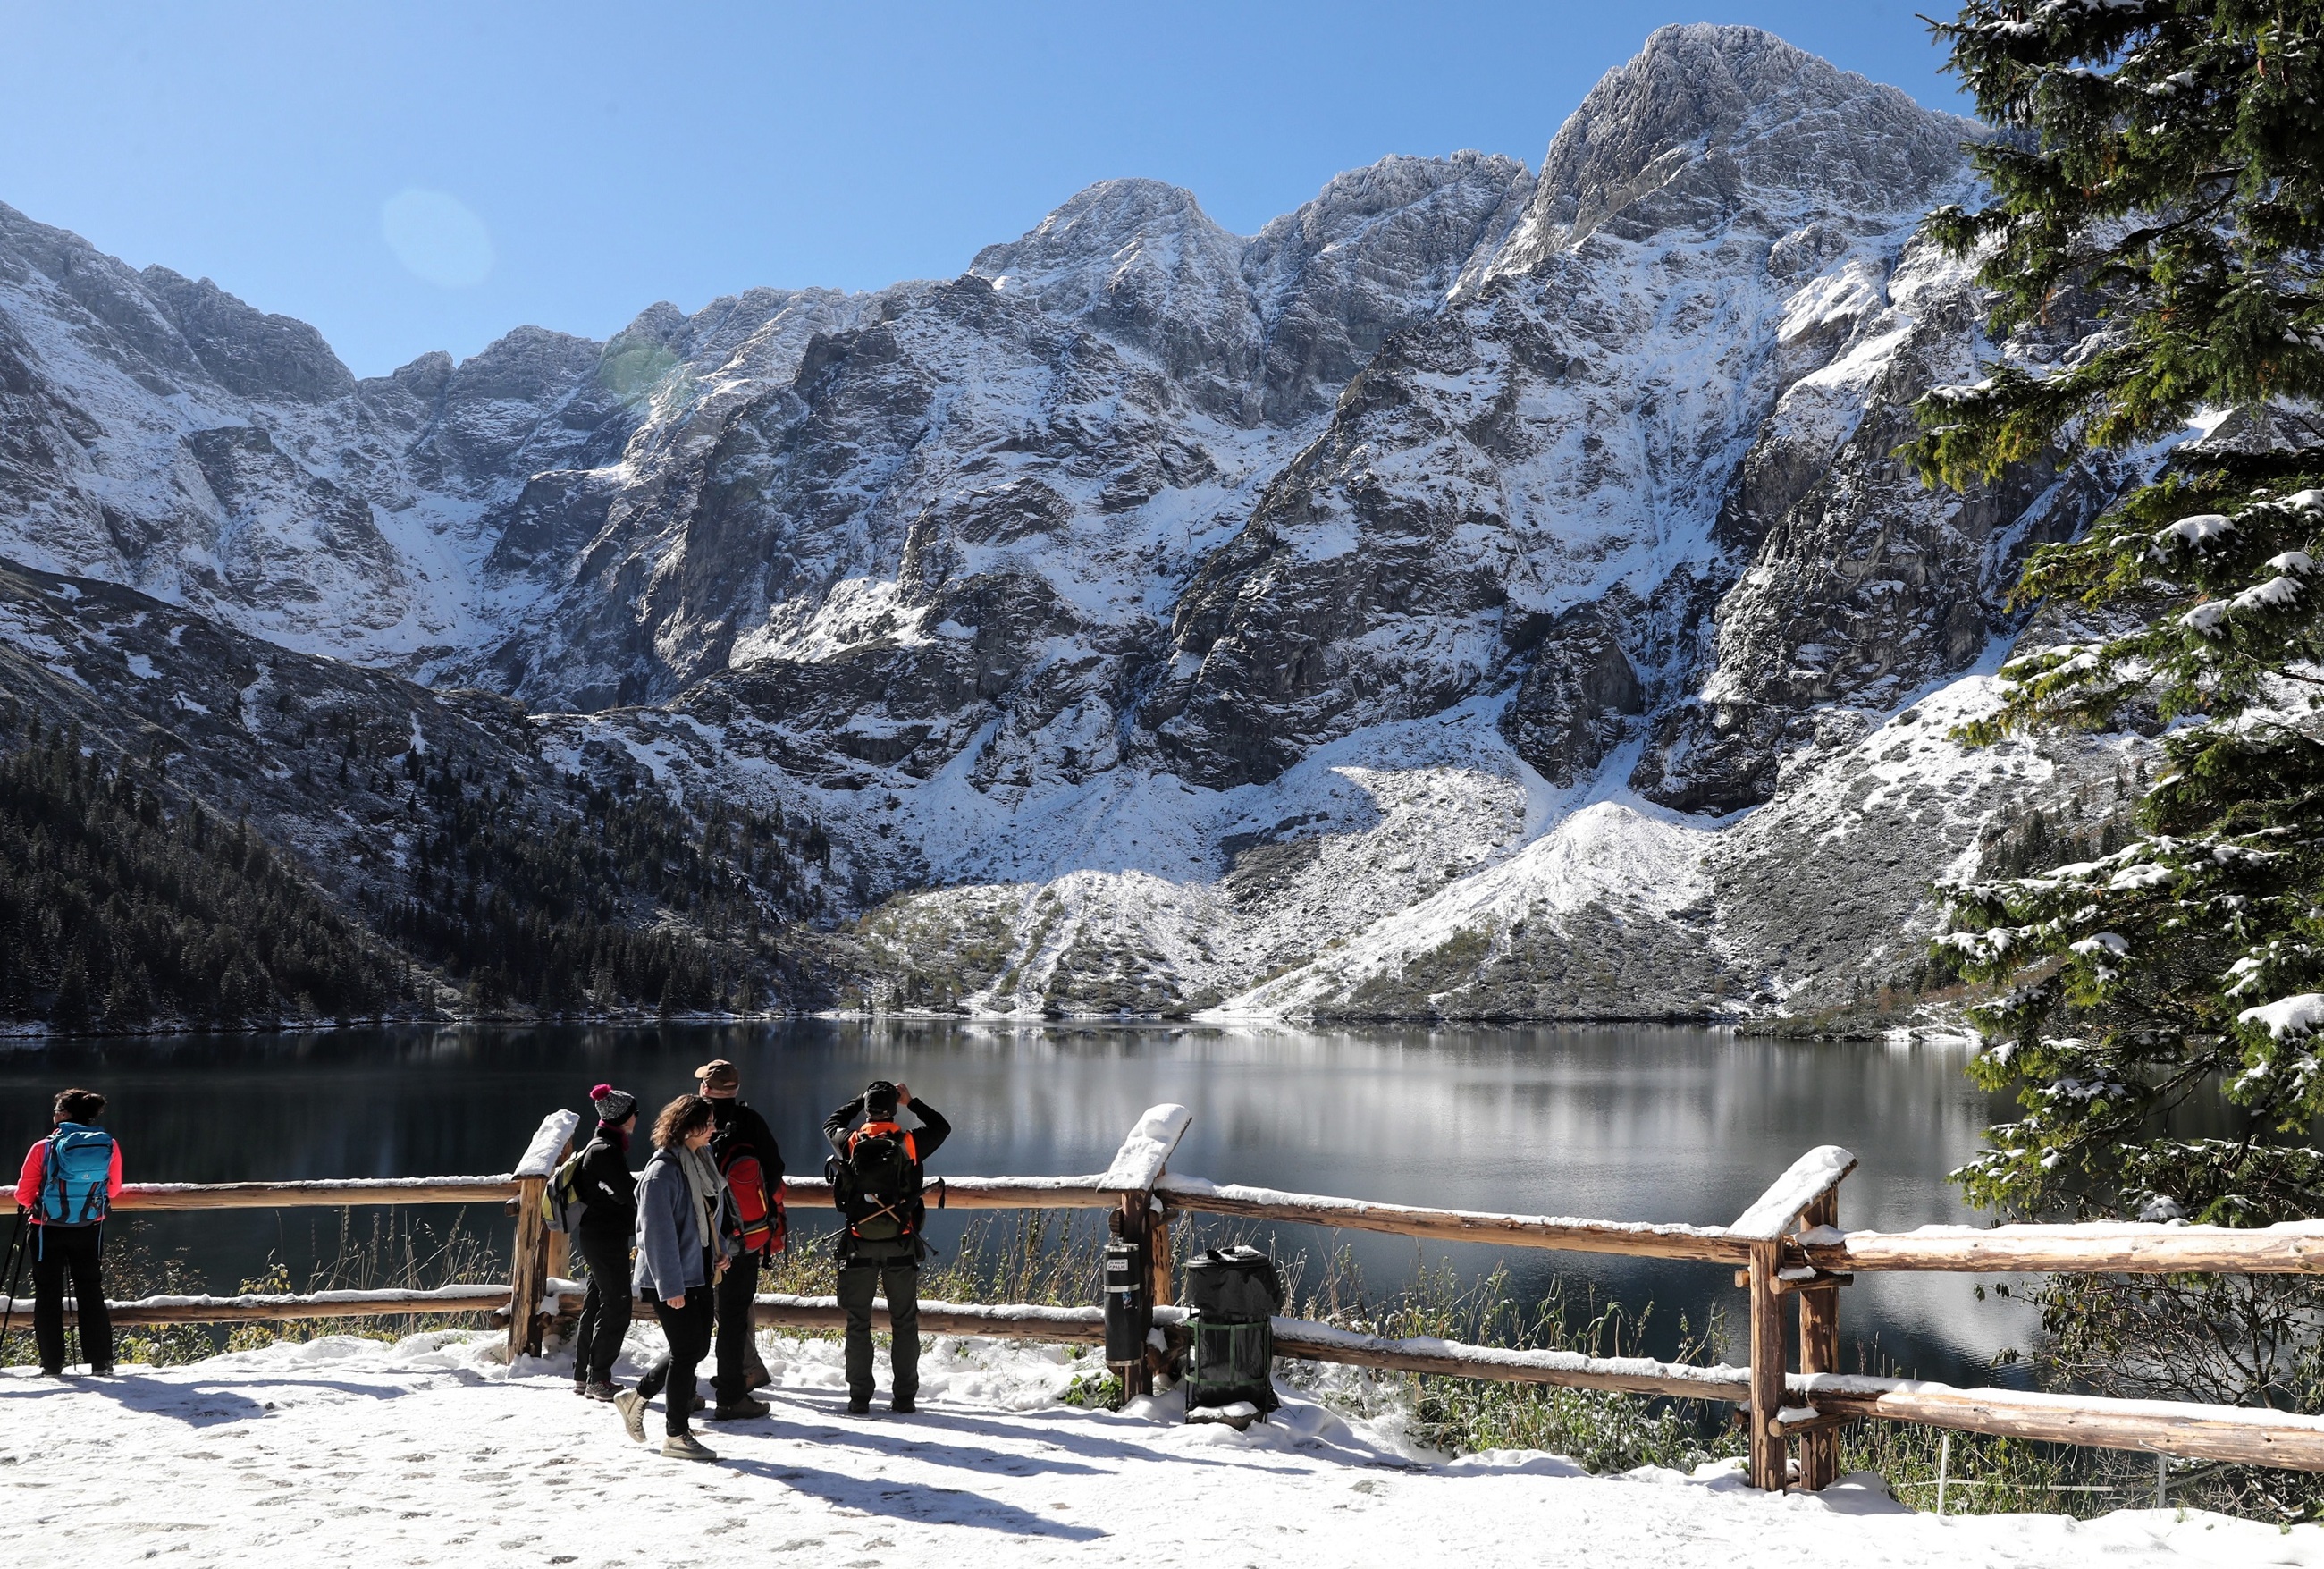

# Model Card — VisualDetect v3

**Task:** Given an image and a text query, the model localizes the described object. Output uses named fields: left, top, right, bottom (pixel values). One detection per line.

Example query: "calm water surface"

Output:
left=1, top=1022, right=2042, bottom=1383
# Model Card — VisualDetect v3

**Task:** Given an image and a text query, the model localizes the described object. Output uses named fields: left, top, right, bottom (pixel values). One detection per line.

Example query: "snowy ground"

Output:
left=3, top=1332, right=2315, bottom=1569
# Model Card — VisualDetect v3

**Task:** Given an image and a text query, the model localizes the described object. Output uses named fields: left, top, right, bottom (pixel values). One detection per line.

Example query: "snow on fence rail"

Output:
left=2, top=1285, right=519, bottom=1325
left=1, top=1176, right=523, bottom=1211
left=17, top=1110, right=2324, bottom=1491
left=1150, top=1175, right=1749, bottom=1261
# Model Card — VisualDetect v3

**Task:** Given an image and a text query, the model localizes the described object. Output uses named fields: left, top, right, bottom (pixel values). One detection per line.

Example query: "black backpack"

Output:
left=828, top=1121, right=923, bottom=1243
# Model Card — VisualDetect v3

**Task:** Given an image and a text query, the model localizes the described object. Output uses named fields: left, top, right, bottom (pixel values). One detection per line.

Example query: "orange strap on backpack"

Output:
left=847, top=1120, right=918, bottom=1163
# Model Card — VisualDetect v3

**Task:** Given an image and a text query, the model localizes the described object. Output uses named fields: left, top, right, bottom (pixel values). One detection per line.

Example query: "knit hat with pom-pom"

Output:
left=591, top=1084, right=637, bottom=1124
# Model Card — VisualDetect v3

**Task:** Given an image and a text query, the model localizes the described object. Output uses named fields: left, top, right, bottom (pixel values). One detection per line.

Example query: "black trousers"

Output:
left=636, top=1275, right=714, bottom=1435
left=570, top=1226, right=633, bottom=1386
left=29, top=1223, right=110, bottom=1373
left=712, top=1249, right=764, bottom=1400
left=838, top=1252, right=919, bottom=1402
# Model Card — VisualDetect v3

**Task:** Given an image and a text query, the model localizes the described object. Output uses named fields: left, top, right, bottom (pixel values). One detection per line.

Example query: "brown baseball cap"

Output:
left=695, top=1059, right=741, bottom=1092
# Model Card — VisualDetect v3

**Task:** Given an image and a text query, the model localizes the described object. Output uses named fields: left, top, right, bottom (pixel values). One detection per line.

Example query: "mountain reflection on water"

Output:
left=3, top=1021, right=2041, bottom=1384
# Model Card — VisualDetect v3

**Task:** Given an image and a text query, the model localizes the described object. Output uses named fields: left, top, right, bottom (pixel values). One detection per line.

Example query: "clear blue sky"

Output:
left=0, top=2, right=1966, bottom=378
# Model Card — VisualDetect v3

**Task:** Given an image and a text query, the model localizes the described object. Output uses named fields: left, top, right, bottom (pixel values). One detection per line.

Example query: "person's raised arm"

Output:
left=905, top=1096, right=949, bottom=1160
left=824, top=1095, right=864, bottom=1159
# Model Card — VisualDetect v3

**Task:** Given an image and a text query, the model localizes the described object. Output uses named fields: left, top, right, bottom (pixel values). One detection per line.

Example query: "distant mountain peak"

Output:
left=1481, top=23, right=1976, bottom=276
left=970, top=177, right=1234, bottom=287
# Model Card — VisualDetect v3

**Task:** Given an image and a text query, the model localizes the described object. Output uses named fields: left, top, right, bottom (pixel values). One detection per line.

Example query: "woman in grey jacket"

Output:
left=613, top=1094, right=737, bottom=1461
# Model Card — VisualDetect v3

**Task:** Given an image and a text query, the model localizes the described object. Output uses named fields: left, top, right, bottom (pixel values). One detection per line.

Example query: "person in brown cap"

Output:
left=694, top=1059, right=786, bottom=1421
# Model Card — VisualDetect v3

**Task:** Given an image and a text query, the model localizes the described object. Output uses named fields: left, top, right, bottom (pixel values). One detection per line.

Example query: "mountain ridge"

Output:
left=0, top=25, right=2156, bottom=1029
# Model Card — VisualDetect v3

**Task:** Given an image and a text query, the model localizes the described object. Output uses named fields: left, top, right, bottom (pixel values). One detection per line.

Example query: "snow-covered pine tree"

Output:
left=1910, top=2, right=2324, bottom=1489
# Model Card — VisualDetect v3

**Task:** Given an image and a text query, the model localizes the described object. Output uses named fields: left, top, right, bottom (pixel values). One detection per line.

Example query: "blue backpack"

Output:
left=39, top=1125, right=114, bottom=1226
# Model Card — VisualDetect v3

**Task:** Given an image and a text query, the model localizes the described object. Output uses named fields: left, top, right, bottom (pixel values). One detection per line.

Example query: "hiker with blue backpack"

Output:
left=567, top=1084, right=640, bottom=1403
left=9, top=1088, right=122, bottom=1377
left=824, top=1079, right=949, bottom=1416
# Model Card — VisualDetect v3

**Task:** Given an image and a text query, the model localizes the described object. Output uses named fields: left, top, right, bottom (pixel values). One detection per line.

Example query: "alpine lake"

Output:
left=4, top=1022, right=2055, bottom=1386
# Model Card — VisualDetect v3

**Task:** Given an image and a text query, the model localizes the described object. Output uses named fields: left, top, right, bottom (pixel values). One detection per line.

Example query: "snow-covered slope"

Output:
left=0, top=25, right=2159, bottom=1024
left=4, top=1334, right=2306, bottom=1569
left=0, top=203, right=613, bottom=668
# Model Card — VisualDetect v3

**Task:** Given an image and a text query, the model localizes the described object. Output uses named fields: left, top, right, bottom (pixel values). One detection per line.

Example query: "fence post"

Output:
left=1747, top=1239, right=1787, bottom=1489
left=1731, top=1145, right=1858, bottom=1492
left=1097, top=1104, right=1192, bottom=1399
left=508, top=1109, right=581, bottom=1363
left=1796, top=1187, right=1843, bottom=1491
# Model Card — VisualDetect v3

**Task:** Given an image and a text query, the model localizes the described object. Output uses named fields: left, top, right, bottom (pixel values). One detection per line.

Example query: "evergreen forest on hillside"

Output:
left=0, top=721, right=404, bottom=1029
left=371, top=744, right=820, bottom=1015
left=0, top=710, right=829, bottom=1033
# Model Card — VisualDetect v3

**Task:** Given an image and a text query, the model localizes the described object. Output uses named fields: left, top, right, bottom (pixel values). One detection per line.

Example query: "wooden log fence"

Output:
left=2, top=1177, right=523, bottom=1212
left=25, top=1101, right=2324, bottom=1495
left=2, top=1285, right=521, bottom=1327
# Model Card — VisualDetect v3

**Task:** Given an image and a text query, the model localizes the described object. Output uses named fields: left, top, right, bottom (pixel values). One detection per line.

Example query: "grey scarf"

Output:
left=677, top=1143, right=726, bottom=1250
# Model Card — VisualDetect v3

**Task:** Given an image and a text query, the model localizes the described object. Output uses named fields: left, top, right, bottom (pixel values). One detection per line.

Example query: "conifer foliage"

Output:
left=1914, top=0, right=2324, bottom=1229
left=0, top=716, right=403, bottom=1029
left=372, top=747, right=809, bottom=1016
left=1914, top=3, right=2324, bottom=1476
left=0, top=696, right=829, bottom=1032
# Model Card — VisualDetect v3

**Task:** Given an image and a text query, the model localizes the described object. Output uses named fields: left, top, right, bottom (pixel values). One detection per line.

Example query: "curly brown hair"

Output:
left=652, top=1093, right=714, bottom=1151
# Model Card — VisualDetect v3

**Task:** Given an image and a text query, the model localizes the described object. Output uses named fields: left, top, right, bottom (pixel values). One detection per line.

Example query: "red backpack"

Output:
left=719, top=1144, right=786, bottom=1255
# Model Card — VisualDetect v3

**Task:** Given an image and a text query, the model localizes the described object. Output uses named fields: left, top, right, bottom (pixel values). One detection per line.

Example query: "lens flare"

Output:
left=380, top=189, right=494, bottom=289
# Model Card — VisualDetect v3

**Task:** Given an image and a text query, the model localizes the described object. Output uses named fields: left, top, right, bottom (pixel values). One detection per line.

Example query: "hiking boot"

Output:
left=583, top=1379, right=620, bottom=1403
left=890, top=1395, right=915, bottom=1414
left=613, top=1388, right=648, bottom=1443
left=846, top=1395, right=871, bottom=1415
left=89, top=1365, right=114, bottom=1377
left=661, top=1430, right=718, bottom=1463
left=744, top=1363, right=773, bottom=1393
left=573, top=1378, right=589, bottom=1396
left=709, top=1396, right=770, bottom=1421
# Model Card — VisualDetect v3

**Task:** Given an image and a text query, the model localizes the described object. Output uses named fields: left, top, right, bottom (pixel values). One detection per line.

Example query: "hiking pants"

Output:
left=712, top=1248, right=764, bottom=1401
left=30, top=1222, right=109, bottom=1373
left=838, top=1253, right=919, bottom=1403
left=636, top=1275, right=714, bottom=1436
left=570, top=1226, right=633, bottom=1386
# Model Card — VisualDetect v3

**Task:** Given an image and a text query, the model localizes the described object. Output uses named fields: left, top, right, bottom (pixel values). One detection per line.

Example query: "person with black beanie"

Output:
left=569, top=1084, right=639, bottom=1401
left=824, top=1078, right=949, bottom=1415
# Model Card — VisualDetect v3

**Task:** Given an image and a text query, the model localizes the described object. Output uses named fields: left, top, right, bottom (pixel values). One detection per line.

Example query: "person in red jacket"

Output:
left=13, top=1087, right=124, bottom=1375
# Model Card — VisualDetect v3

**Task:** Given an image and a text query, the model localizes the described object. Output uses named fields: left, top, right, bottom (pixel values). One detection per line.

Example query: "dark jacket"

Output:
left=707, top=1098, right=783, bottom=1183
left=823, top=1094, right=949, bottom=1163
left=824, top=1094, right=949, bottom=1262
left=574, top=1124, right=637, bottom=1241
left=708, top=1097, right=785, bottom=1259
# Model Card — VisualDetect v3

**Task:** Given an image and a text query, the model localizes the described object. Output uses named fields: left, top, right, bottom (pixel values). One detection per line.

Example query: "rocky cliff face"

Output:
left=0, top=26, right=2153, bottom=1025
left=1139, top=29, right=1985, bottom=803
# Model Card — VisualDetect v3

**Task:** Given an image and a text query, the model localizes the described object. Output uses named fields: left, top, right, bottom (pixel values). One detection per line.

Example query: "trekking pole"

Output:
left=0, top=1211, right=24, bottom=1346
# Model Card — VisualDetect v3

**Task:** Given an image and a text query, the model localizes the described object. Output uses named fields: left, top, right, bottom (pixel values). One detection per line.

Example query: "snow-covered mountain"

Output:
left=0, top=26, right=2157, bottom=1024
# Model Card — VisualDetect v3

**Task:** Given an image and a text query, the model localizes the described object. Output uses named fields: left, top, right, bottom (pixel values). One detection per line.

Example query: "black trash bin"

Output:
left=1183, top=1245, right=1284, bottom=1423
left=1103, top=1238, right=1145, bottom=1364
